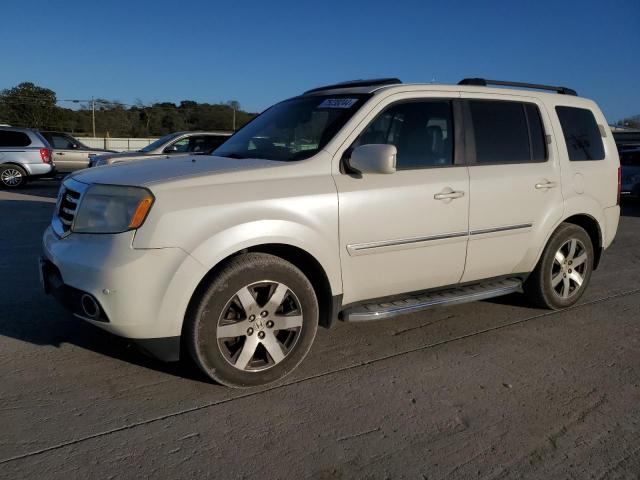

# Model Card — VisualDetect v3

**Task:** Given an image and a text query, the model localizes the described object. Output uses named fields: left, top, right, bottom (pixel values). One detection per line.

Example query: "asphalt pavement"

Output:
left=1, top=180, right=639, bottom=479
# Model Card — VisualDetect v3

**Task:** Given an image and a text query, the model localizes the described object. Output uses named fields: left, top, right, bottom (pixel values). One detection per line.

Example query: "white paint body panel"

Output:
left=42, top=83, right=620, bottom=340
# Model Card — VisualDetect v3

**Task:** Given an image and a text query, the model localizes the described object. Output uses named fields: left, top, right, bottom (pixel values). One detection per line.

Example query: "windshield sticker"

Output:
left=318, top=98, right=358, bottom=109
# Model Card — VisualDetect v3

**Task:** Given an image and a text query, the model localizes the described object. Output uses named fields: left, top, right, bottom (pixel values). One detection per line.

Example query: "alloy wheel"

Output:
left=1, top=168, right=23, bottom=186
left=551, top=238, right=588, bottom=299
left=217, top=281, right=304, bottom=372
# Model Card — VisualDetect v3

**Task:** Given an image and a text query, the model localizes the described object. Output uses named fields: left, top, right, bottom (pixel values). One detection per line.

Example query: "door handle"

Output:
left=434, top=190, right=465, bottom=200
left=535, top=180, right=557, bottom=189
left=56, top=152, right=65, bottom=156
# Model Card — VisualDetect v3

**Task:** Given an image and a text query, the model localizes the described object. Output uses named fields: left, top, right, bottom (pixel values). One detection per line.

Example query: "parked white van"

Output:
left=41, top=78, right=621, bottom=387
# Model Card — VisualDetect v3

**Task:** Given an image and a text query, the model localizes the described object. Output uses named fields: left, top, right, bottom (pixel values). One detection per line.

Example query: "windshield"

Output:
left=139, top=133, right=180, bottom=152
left=213, top=94, right=370, bottom=161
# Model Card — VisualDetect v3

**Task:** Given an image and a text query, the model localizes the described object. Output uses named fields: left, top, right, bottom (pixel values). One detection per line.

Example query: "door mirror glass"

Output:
left=347, top=144, right=397, bottom=174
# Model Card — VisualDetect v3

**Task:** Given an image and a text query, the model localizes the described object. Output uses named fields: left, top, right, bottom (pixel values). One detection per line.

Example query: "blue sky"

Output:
left=1, top=0, right=638, bottom=122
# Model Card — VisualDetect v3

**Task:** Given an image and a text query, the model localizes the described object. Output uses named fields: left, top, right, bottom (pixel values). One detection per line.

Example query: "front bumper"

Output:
left=42, top=226, right=207, bottom=356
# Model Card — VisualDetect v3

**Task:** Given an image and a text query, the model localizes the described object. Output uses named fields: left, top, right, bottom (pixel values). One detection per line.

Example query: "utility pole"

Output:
left=232, top=105, right=236, bottom=131
left=91, top=97, right=96, bottom=137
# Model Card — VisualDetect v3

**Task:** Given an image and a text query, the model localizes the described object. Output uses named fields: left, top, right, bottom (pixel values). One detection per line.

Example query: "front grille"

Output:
left=57, top=187, right=81, bottom=233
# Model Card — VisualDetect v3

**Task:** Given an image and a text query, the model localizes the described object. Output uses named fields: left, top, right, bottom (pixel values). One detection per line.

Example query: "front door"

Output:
left=334, top=97, right=470, bottom=305
left=459, top=95, right=564, bottom=282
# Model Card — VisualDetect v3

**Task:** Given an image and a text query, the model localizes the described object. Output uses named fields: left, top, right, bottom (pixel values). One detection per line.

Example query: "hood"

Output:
left=72, top=154, right=282, bottom=187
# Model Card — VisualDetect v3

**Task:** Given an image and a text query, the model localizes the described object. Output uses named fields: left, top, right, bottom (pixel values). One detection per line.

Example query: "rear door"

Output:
left=459, top=94, right=563, bottom=282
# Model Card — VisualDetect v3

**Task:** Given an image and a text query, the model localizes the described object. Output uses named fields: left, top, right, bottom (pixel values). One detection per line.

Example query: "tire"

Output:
left=185, top=253, right=319, bottom=388
left=523, top=223, right=594, bottom=310
left=0, top=164, right=27, bottom=189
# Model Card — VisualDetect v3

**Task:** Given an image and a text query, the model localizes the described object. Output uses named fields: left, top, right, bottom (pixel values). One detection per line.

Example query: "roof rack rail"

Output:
left=458, top=78, right=577, bottom=96
left=304, top=78, right=402, bottom=95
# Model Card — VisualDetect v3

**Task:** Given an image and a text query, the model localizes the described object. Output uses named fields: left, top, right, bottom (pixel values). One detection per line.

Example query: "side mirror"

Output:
left=72, top=143, right=79, bottom=149
left=164, top=145, right=179, bottom=153
left=347, top=144, right=397, bottom=174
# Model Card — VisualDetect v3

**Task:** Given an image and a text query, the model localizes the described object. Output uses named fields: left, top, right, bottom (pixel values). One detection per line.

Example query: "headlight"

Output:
left=73, top=185, right=154, bottom=234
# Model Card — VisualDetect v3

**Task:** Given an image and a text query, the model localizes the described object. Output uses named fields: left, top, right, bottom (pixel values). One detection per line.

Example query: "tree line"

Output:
left=615, top=115, right=640, bottom=130
left=0, top=82, right=256, bottom=137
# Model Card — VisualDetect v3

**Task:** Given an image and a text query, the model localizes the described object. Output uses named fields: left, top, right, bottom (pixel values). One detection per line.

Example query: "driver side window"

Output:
left=353, top=100, right=454, bottom=169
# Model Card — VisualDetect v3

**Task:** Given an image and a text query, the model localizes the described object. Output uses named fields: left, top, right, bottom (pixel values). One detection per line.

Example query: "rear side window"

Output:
left=0, top=130, right=32, bottom=147
left=468, top=100, right=546, bottom=164
left=556, top=106, right=605, bottom=161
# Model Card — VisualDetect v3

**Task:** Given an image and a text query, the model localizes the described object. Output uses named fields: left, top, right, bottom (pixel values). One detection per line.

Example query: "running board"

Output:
left=341, top=278, right=523, bottom=322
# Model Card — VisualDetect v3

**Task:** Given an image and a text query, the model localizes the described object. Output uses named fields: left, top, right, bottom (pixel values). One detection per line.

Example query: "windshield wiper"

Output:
left=217, top=153, right=247, bottom=159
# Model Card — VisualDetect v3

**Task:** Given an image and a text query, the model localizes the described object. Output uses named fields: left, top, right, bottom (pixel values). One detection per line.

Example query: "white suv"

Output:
left=41, top=78, right=621, bottom=387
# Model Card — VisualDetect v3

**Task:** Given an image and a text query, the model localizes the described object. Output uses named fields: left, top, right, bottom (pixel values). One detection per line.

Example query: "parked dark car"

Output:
left=39, top=131, right=116, bottom=173
left=620, top=146, right=640, bottom=199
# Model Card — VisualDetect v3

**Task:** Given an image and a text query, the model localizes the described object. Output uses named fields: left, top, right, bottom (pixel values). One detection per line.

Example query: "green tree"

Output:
left=0, top=82, right=257, bottom=135
left=0, top=82, right=58, bottom=128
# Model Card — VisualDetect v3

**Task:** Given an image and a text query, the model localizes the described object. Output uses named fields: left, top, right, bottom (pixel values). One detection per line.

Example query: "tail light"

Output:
left=40, top=148, right=51, bottom=164
left=617, top=166, right=621, bottom=206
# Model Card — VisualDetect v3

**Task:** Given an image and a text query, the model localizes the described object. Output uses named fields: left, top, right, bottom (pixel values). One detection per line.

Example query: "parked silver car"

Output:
left=0, top=126, right=54, bottom=188
left=90, top=131, right=231, bottom=167
left=40, top=131, right=116, bottom=173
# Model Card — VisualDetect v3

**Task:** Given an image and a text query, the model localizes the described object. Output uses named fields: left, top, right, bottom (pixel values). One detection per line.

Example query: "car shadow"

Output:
left=0, top=192, right=210, bottom=384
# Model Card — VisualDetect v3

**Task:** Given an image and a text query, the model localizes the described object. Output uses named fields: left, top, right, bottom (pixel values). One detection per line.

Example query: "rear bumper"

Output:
left=22, top=163, right=55, bottom=176
left=603, top=205, right=620, bottom=250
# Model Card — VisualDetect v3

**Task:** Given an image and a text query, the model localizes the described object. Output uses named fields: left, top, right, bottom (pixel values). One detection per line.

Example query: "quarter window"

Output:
left=556, top=106, right=605, bottom=161
left=354, top=101, right=454, bottom=169
left=0, top=131, right=32, bottom=147
left=468, top=100, right=546, bottom=164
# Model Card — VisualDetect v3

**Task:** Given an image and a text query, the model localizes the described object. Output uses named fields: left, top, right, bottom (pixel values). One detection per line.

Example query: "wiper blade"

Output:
left=217, top=153, right=247, bottom=159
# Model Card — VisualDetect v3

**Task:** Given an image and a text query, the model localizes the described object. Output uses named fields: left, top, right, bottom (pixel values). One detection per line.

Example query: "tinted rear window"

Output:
left=468, top=100, right=545, bottom=164
left=0, top=130, right=32, bottom=147
left=556, top=106, right=605, bottom=161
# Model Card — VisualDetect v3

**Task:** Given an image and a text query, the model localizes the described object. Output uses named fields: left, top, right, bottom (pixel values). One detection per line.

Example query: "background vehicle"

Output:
left=42, top=78, right=620, bottom=388
left=40, top=131, right=115, bottom=173
left=89, top=131, right=231, bottom=167
left=620, top=146, right=640, bottom=198
left=0, top=126, right=53, bottom=188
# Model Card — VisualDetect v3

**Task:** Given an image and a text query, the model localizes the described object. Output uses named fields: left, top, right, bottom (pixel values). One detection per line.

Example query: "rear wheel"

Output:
left=524, top=223, right=594, bottom=309
left=0, top=165, right=27, bottom=188
left=185, top=253, right=318, bottom=387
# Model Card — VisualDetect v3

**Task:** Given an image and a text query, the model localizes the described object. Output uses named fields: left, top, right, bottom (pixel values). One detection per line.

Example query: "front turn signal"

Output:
left=129, top=196, right=154, bottom=228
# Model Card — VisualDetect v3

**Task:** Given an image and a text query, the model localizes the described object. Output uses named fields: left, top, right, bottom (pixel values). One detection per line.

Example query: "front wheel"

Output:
left=523, top=223, right=594, bottom=310
left=0, top=164, right=27, bottom=188
left=185, top=253, right=319, bottom=387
